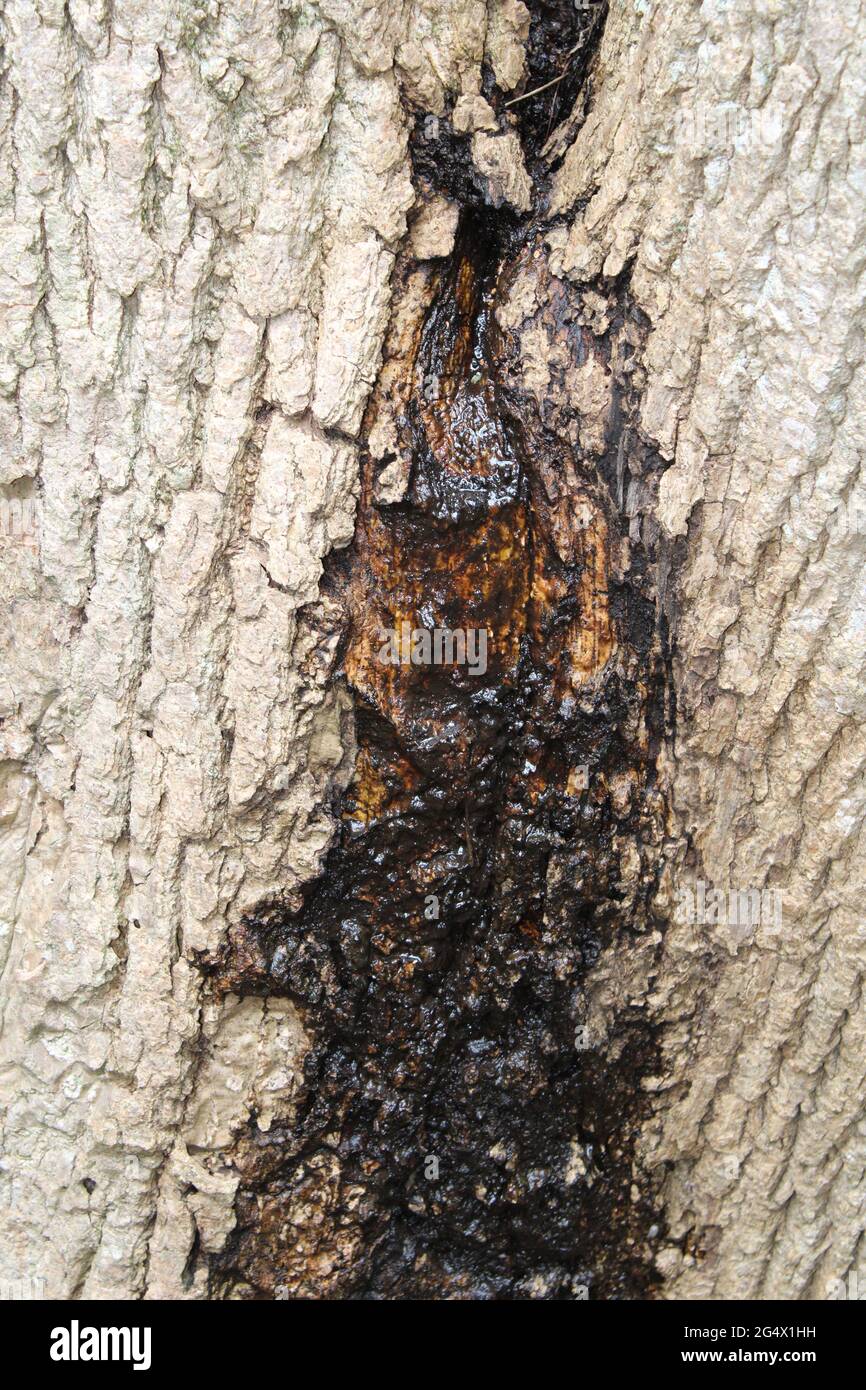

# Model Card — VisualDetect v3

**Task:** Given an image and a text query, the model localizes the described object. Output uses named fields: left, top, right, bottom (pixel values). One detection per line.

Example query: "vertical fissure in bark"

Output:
left=205, top=3, right=675, bottom=1299
left=510, top=0, right=609, bottom=158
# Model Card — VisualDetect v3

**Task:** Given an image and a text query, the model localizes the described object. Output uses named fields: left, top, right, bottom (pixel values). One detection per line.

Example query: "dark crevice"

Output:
left=511, top=0, right=609, bottom=157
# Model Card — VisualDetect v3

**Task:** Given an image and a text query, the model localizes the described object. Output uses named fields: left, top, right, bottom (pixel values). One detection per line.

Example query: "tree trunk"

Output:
left=0, top=0, right=863, bottom=1301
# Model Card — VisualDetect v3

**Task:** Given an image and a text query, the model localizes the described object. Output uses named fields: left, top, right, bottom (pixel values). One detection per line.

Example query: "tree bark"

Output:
left=0, top=0, right=863, bottom=1301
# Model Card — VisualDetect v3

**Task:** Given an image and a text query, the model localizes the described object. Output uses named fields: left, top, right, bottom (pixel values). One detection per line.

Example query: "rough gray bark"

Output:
left=562, top=0, right=866, bottom=1300
left=0, top=0, right=863, bottom=1301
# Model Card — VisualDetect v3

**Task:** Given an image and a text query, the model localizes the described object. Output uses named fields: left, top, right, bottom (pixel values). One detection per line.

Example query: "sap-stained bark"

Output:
left=1, top=0, right=864, bottom=1302
left=209, top=208, right=669, bottom=1298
